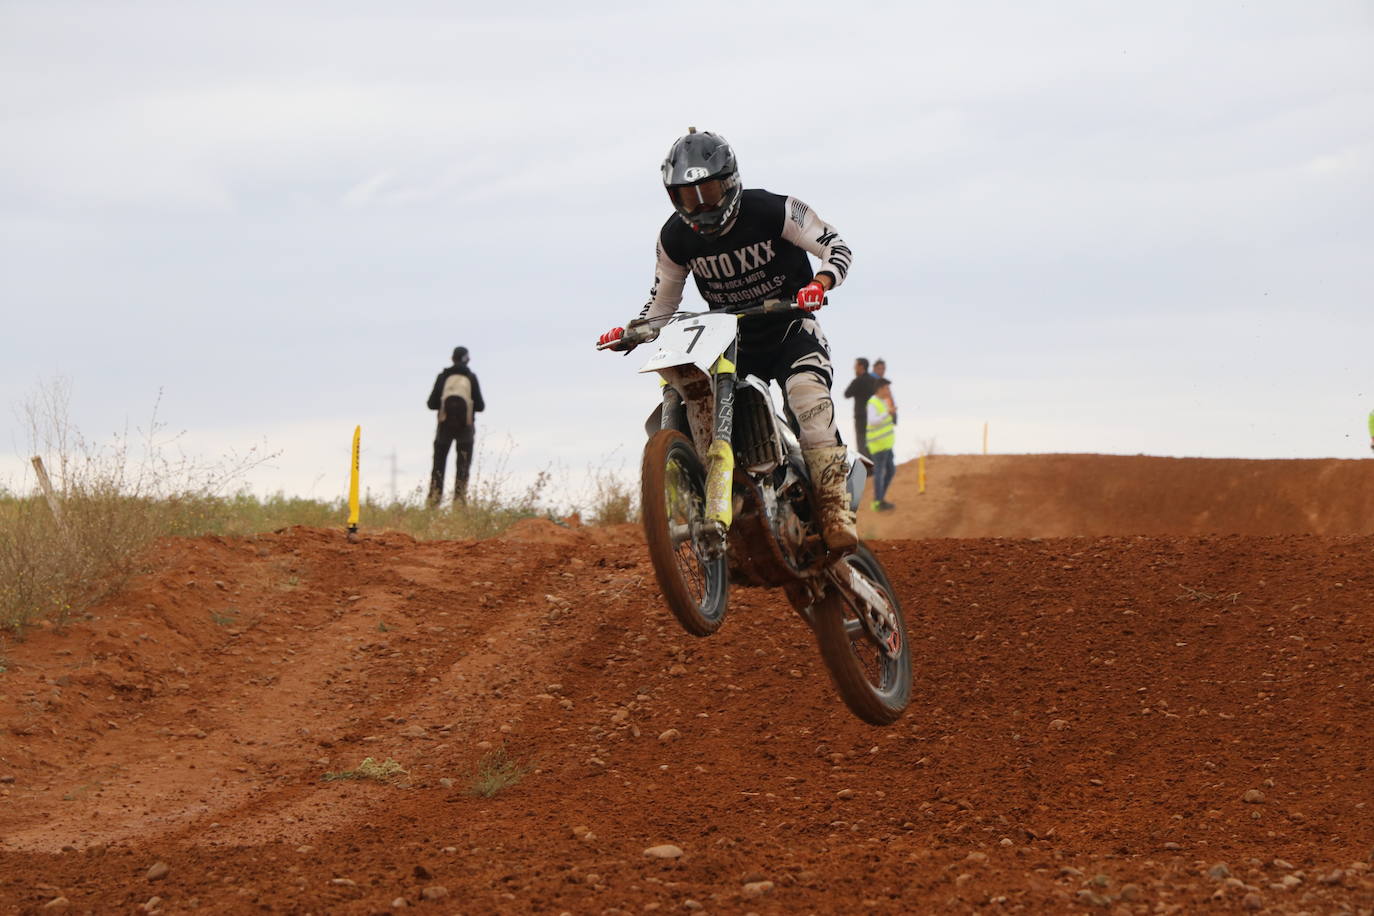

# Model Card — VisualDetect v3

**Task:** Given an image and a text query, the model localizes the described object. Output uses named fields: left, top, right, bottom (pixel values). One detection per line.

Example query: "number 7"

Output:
left=684, top=325, right=705, bottom=353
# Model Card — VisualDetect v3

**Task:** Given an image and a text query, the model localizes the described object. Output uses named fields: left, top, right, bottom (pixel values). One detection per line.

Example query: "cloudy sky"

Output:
left=2, top=1, right=1371, bottom=505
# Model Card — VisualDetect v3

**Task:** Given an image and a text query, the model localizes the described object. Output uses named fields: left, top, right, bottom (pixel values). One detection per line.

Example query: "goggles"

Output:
left=667, top=178, right=727, bottom=215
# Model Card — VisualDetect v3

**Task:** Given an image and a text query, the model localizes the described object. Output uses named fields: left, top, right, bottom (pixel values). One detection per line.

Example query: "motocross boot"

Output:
left=803, top=446, right=859, bottom=554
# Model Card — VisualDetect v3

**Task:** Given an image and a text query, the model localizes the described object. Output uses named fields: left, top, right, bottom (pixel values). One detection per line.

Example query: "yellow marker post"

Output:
left=982, top=422, right=989, bottom=455
left=918, top=454, right=926, bottom=495
left=347, top=425, right=361, bottom=542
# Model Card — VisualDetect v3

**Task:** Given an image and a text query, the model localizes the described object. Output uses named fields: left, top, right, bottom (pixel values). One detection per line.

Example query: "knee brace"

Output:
left=785, top=371, right=841, bottom=450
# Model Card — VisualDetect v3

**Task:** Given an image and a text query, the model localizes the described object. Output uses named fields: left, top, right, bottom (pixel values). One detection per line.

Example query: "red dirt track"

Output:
left=2, top=455, right=1372, bottom=914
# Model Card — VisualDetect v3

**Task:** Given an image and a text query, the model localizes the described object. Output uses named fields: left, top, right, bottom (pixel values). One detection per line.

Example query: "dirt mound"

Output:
left=2, top=520, right=1371, bottom=913
left=860, top=454, right=1374, bottom=539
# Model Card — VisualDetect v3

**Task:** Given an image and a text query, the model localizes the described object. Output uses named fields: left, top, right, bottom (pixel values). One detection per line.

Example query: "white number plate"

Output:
left=639, top=313, right=738, bottom=376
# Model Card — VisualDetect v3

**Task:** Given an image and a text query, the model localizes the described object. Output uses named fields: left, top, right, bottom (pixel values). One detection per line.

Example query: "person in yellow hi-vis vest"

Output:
left=867, top=378, right=897, bottom=511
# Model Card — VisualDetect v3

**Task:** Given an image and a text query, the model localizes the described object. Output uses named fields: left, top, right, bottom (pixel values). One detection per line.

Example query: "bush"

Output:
left=322, top=757, right=408, bottom=783
left=0, top=381, right=274, bottom=631
left=466, top=746, right=530, bottom=798
left=586, top=467, right=637, bottom=526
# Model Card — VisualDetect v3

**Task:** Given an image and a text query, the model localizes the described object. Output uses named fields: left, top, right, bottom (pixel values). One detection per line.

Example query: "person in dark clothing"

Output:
left=426, top=346, right=485, bottom=506
left=843, top=357, right=878, bottom=458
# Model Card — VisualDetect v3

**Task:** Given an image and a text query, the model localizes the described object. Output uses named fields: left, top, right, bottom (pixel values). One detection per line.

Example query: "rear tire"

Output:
left=812, top=545, right=911, bottom=725
left=641, top=430, right=729, bottom=636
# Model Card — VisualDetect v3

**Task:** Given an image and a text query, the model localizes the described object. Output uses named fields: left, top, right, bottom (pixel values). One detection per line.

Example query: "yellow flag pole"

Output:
left=918, top=454, right=926, bottom=495
left=347, top=425, right=361, bottom=542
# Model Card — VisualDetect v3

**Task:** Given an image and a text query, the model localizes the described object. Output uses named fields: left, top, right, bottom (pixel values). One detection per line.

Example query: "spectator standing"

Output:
left=872, top=358, right=896, bottom=422
left=426, top=347, right=485, bottom=506
left=843, top=358, right=878, bottom=457
left=867, top=378, right=897, bottom=511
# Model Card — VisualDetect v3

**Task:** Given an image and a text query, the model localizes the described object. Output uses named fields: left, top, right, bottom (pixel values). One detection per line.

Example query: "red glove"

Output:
left=598, top=327, right=625, bottom=346
left=796, top=281, right=826, bottom=312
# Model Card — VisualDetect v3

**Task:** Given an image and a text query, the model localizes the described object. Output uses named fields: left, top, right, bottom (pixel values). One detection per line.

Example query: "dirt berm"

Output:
left=859, top=453, right=1374, bottom=539
left=0, top=455, right=1371, bottom=914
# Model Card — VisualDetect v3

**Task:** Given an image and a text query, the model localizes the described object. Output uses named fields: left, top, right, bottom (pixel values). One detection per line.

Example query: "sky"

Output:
left=2, top=1, right=1372, bottom=507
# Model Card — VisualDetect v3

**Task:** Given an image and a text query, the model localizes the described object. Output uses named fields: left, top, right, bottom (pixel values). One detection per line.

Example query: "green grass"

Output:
left=466, top=746, right=531, bottom=798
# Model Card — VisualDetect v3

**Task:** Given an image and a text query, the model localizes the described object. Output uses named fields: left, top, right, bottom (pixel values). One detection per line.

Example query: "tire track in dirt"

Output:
left=0, top=522, right=637, bottom=853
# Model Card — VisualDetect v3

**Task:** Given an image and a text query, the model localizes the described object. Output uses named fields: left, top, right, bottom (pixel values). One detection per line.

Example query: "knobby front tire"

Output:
left=640, top=430, right=729, bottom=636
left=813, top=545, right=912, bottom=725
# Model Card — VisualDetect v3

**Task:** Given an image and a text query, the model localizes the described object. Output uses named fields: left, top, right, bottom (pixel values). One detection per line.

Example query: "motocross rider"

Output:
left=598, top=128, right=858, bottom=552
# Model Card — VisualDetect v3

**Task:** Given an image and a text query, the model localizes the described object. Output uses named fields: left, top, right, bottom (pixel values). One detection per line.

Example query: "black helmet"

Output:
left=661, top=128, right=741, bottom=237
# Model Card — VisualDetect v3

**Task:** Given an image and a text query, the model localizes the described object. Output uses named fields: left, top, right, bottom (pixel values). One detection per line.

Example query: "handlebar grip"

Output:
left=595, top=324, right=657, bottom=352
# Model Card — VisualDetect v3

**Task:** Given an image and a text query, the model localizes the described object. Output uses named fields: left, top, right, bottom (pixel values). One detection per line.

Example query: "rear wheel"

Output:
left=812, top=545, right=911, bottom=725
left=640, top=430, right=729, bottom=636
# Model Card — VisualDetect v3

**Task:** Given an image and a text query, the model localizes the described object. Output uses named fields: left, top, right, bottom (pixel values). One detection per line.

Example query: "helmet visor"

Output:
left=668, top=178, right=727, bottom=215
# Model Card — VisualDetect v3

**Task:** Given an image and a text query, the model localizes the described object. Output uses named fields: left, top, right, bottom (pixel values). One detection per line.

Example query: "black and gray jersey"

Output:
left=640, top=189, right=852, bottom=350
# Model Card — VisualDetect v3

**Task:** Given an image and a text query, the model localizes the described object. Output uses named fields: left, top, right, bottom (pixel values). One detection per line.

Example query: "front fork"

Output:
left=659, top=342, right=738, bottom=535
left=703, top=341, right=738, bottom=531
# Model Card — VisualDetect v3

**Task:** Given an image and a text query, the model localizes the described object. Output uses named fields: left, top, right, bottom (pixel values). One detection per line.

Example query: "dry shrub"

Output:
left=369, top=436, right=554, bottom=538
left=587, top=467, right=637, bottom=525
left=322, top=756, right=408, bottom=784
left=569, top=454, right=637, bottom=526
left=466, top=745, right=530, bottom=797
left=0, top=380, right=272, bottom=632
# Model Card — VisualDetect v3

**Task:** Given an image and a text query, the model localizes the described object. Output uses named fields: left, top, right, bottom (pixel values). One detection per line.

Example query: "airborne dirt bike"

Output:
left=597, top=299, right=911, bottom=725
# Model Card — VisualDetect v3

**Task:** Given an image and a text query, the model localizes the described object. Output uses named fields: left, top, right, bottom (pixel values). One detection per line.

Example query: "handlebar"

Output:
left=727, top=297, right=817, bottom=317
left=595, top=296, right=827, bottom=352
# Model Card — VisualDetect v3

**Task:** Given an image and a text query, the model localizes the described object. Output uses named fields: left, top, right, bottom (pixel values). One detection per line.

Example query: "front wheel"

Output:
left=812, top=545, right=911, bottom=725
left=641, top=430, right=729, bottom=636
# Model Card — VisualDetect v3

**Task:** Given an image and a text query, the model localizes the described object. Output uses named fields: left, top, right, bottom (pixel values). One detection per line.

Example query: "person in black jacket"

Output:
left=843, top=357, right=878, bottom=458
left=426, top=347, right=485, bottom=506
